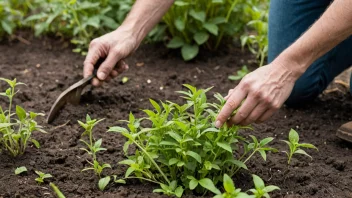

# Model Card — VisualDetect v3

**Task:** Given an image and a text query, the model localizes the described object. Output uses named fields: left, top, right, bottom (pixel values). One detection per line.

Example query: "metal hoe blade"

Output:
left=46, top=75, right=94, bottom=124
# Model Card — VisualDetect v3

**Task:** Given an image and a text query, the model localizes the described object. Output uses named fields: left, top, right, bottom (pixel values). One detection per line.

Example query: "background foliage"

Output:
left=0, top=0, right=269, bottom=63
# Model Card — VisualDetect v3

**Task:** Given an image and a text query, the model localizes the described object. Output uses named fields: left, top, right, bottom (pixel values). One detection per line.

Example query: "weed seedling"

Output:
left=0, top=78, right=46, bottom=157
left=78, top=115, right=111, bottom=190
left=212, top=174, right=251, bottom=198
left=248, top=174, right=280, bottom=198
left=35, top=170, right=52, bottom=184
left=228, top=65, right=249, bottom=81
left=282, top=129, right=318, bottom=164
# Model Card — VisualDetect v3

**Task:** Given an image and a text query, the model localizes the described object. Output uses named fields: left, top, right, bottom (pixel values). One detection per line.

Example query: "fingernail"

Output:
left=98, top=72, right=107, bottom=80
left=215, top=120, right=221, bottom=128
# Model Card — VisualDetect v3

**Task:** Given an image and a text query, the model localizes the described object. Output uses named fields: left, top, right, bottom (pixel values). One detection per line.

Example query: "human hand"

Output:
left=83, top=28, right=138, bottom=86
left=215, top=62, right=298, bottom=127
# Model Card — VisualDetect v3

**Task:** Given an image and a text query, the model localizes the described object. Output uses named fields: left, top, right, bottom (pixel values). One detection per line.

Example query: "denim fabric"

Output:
left=268, top=0, right=352, bottom=106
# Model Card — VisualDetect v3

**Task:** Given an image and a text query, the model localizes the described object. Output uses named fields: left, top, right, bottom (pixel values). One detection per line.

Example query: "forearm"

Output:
left=119, top=0, right=174, bottom=44
left=274, top=0, right=352, bottom=78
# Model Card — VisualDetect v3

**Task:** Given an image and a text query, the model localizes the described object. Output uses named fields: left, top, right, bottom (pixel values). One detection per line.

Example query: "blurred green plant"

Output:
left=240, top=1, right=269, bottom=66
left=24, top=0, right=133, bottom=55
left=228, top=65, right=249, bottom=81
left=0, top=0, right=25, bottom=38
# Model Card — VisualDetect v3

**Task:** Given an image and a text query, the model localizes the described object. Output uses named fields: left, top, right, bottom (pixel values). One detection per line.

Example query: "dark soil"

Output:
left=0, top=35, right=351, bottom=198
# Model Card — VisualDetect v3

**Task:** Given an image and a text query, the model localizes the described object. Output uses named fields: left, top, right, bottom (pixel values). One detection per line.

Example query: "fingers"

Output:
left=216, top=87, right=247, bottom=128
left=240, top=103, right=268, bottom=126
left=97, top=52, right=120, bottom=81
left=227, top=94, right=259, bottom=126
left=83, top=40, right=101, bottom=78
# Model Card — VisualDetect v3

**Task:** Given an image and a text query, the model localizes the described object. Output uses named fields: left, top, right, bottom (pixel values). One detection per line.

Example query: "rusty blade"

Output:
left=46, top=75, right=94, bottom=124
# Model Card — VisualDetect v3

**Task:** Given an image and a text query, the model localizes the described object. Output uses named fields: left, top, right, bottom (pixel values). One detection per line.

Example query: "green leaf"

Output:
left=209, top=17, right=227, bottom=24
left=260, top=137, right=274, bottom=147
left=169, top=158, right=179, bottom=165
left=0, top=123, right=14, bottom=128
left=189, top=179, right=198, bottom=190
left=259, top=150, right=267, bottom=161
left=149, top=99, right=161, bottom=113
left=189, top=10, right=206, bottom=22
left=186, top=151, right=202, bottom=163
left=294, top=149, right=312, bottom=159
left=125, top=167, right=135, bottom=177
left=98, top=176, right=110, bottom=191
left=199, top=178, right=221, bottom=195
left=1, top=21, right=13, bottom=35
left=31, top=139, right=41, bottom=149
left=193, top=32, right=209, bottom=45
left=108, top=126, right=129, bottom=133
left=223, top=174, right=235, bottom=193
left=203, top=23, right=218, bottom=35
left=264, top=185, right=280, bottom=193
left=50, top=182, right=66, bottom=198
left=289, top=129, right=299, bottom=143
left=174, top=18, right=185, bottom=31
left=181, top=44, right=199, bottom=61
left=16, top=105, right=26, bottom=121
left=175, top=186, right=184, bottom=198
left=15, top=166, right=27, bottom=175
left=168, top=131, right=182, bottom=142
left=217, top=142, right=232, bottom=153
left=299, top=143, right=317, bottom=150
left=252, top=174, right=265, bottom=189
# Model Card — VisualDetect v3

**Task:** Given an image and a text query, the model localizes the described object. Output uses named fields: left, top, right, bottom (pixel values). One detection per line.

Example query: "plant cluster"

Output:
left=163, top=0, right=266, bottom=61
left=35, top=170, right=53, bottom=184
left=0, top=78, right=46, bottom=157
left=0, top=0, right=25, bottom=38
left=78, top=114, right=111, bottom=190
left=24, top=0, right=133, bottom=54
left=109, top=85, right=277, bottom=197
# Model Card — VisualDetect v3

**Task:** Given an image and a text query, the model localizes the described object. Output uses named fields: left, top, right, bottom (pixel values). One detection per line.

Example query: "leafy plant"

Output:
left=50, top=182, right=66, bottom=198
left=98, top=176, right=111, bottom=191
left=163, top=0, right=260, bottom=61
left=282, top=129, right=318, bottom=164
left=0, top=0, right=25, bottom=38
left=247, top=175, right=280, bottom=198
left=24, top=0, right=132, bottom=54
left=240, top=1, right=269, bottom=66
left=78, top=115, right=111, bottom=190
left=109, top=84, right=277, bottom=197
left=228, top=65, right=249, bottom=81
left=212, top=174, right=250, bottom=198
left=0, top=78, right=46, bottom=157
left=35, top=170, right=53, bottom=184
left=15, top=166, right=28, bottom=175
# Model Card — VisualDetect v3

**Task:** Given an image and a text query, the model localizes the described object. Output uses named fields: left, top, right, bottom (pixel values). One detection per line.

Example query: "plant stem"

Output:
left=125, top=176, right=162, bottom=185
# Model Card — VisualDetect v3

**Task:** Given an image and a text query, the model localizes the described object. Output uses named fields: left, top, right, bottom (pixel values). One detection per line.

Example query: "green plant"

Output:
left=212, top=174, right=251, bottom=198
left=50, top=182, right=66, bottom=198
left=35, top=170, right=53, bottom=184
left=0, top=0, right=24, bottom=38
left=15, top=166, right=27, bottom=175
left=0, top=78, right=46, bottom=157
left=228, top=65, right=249, bottom=81
left=282, top=129, right=318, bottom=164
left=240, top=1, right=269, bottom=66
left=247, top=175, right=280, bottom=198
left=24, top=0, right=132, bottom=55
left=98, top=176, right=111, bottom=191
left=163, top=0, right=257, bottom=61
left=78, top=115, right=111, bottom=190
left=109, top=84, right=277, bottom=197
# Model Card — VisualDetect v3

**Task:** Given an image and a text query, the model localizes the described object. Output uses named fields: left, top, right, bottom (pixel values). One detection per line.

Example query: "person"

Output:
left=83, top=0, right=352, bottom=142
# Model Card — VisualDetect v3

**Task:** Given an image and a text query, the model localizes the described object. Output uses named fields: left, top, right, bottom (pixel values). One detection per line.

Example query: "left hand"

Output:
left=215, top=62, right=297, bottom=127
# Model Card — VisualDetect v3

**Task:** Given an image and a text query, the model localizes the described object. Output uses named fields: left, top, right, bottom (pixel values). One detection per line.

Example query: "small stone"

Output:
left=147, top=79, right=151, bottom=84
left=36, top=64, right=41, bottom=68
left=160, top=86, right=163, bottom=90
left=136, top=62, right=144, bottom=67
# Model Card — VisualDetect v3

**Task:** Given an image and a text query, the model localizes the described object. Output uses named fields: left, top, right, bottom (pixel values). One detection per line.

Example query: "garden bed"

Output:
left=0, top=35, right=351, bottom=198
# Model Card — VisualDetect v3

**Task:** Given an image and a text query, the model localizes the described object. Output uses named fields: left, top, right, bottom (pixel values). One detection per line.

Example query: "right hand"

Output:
left=83, top=28, right=138, bottom=86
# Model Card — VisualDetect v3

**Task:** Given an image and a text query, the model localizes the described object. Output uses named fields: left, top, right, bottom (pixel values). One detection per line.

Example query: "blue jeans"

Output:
left=268, top=0, right=352, bottom=106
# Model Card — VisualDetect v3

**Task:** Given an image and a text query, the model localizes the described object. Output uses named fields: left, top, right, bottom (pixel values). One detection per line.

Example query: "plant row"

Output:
left=0, top=79, right=318, bottom=197
left=1, top=0, right=268, bottom=63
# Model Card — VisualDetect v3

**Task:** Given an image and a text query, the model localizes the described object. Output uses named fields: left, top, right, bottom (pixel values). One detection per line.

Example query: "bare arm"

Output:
left=83, top=0, right=174, bottom=86
left=216, top=0, right=352, bottom=127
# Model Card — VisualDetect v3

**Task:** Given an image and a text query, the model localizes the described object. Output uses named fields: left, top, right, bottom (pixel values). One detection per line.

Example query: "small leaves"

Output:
left=181, top=44, right=199, bottom=61
left=223, top=174, right=235, bottom=193
left=289, top=129, right=299, bottom=143
left=15, top=166, right=27, bottom=175
left=199, top=178, right=221, bottom=195
left=217, top=142, right=232, bottom=153
left=98, top=176, right=111, bottom=191
left=193, top=31, right=209, bottom=45
left=167, top=36, right=185, bottom=49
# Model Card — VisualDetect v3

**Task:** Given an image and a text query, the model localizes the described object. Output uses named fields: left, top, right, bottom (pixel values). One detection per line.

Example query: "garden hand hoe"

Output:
left=47, top=58, right=105, bottom=124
